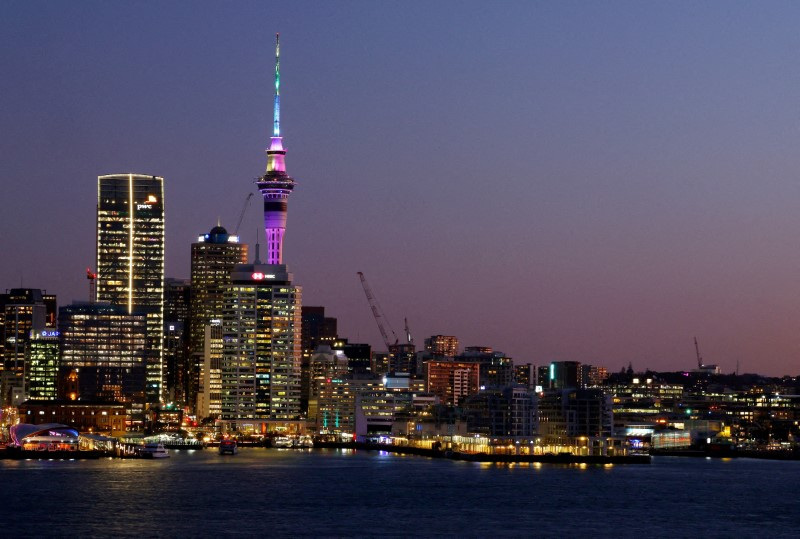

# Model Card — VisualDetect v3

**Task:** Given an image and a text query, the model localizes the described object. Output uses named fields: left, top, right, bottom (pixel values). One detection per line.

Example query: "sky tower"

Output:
left=257, top=33, right=296, bottom=264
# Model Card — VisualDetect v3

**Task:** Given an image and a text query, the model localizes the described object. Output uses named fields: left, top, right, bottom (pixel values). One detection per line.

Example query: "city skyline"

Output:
left=4, top=2, right=800, bottom=375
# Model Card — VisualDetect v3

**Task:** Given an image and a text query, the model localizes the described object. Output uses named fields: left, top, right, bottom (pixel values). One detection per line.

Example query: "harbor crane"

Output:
left=357, top=271, right=399, bottom=351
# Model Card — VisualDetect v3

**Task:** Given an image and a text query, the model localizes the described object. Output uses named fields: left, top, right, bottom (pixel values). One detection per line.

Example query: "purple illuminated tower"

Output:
left=257, top=33, right=296, bottom=265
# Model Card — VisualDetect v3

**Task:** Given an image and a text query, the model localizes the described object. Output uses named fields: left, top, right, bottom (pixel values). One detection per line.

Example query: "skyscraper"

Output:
left=96, top=173, right=165, bottom=404
left=220, top=35, right=302, bottom=432
left=221, top=262, right=302, bottom=425
left=188, top=224, right=247, bottom=409
left=257, top=34, right=296, bottom=265
left=1, top=288, right=48, bottom=405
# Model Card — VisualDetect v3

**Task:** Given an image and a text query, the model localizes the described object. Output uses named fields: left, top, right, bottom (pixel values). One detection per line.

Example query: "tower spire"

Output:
left=273, top=33, right=280, bottom=137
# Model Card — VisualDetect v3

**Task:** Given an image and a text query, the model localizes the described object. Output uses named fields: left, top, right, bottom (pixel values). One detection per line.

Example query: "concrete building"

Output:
left=538, top=388, right=613, bottom=441
left=196, top=321, right=223, bottom=420
left=424, top=335, right=459, bottom=358
left=424, top=360, right=480, bottom=406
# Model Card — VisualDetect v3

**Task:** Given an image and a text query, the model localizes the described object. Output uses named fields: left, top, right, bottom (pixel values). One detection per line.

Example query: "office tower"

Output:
left=221, top=262, right=302, bottom=425
left=188, top=225, right=247, bottom=409
left=196, top=320, right=223, bottom=420
left=1, top=289, right=47, bottom=405
left=424, top=335, right=459, bottom=358
left=58, top=302, right=147, bottom=416
left=257, top=34, right=296, bottom=265
left=389, top=343, right=416, bottom=375
left=300, top=306, right=337, bottom=414
left=25, top=329, right=60, bottom=400
left=96, top=173, right=165, bottom=404
left=164, top=278, right=190, bottom=404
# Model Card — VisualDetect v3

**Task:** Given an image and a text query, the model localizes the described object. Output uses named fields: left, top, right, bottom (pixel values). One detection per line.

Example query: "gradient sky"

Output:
left=3, top=1, right=800, bottom=375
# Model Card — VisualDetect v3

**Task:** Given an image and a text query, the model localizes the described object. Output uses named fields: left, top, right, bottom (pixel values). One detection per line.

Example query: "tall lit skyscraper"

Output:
left=1, top=288, right=47, bottom=405
left=220, top=35, right=302, bottom=432
left=96, top=173, right=165, bottom=404
left=188, top=224, right=247, bottom=409
left=257, top=34, right=296, bottom=265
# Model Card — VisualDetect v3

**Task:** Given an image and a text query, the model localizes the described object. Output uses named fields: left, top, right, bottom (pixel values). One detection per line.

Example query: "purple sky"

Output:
left=3, top=2, right=800, bottom=375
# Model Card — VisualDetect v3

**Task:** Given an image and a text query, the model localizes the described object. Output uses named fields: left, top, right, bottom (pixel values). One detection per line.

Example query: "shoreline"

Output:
left=315, top=441, right=651, bottom=464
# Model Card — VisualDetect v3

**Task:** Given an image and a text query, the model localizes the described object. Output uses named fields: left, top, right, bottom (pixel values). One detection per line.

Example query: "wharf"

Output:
left=315, top=441, right=651, bottom=464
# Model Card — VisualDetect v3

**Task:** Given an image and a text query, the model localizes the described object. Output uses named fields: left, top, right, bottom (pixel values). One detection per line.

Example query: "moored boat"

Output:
left=140, top=443, right=170, bottom=459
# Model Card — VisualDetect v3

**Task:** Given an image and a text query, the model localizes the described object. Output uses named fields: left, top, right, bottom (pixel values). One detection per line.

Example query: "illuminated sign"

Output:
left=147, top=195, right=157, bottom=203
left=251, top=273, right=276, bottom=280
left=40, top=330, right=59, bottom=338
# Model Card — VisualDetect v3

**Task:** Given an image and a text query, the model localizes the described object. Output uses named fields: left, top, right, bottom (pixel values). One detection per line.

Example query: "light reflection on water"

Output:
left=1, top=449, right=797, bottom=536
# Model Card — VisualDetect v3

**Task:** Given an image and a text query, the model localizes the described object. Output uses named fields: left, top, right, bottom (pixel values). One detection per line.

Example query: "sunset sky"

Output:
left=3, top=1, right=800, bottom=375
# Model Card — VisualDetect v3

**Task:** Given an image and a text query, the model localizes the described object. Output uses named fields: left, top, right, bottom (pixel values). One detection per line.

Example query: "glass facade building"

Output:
left=96, top=173, right=165, bottom=404
left=25, top=330, right=60, bottom=400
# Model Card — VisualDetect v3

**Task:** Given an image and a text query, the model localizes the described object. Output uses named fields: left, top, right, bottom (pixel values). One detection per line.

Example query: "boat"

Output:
left=140, top=443, right=170, bottom=459
left=273, top=436, right=293, bottom=448
left=296, top=435, right=314, bottom=448
left=219, top=439, right=238, bottom=455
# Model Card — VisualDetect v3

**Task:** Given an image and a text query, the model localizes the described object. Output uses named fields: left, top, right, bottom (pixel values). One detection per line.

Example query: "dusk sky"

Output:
left=3, top=2, right=800, bottom=375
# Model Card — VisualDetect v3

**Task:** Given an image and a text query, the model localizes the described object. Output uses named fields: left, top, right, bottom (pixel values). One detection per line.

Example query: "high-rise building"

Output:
left=96, top=173, right=165, bottom=404
left=164, top=278, right=190, bottom=405
left=257, top=34, right=296, bottom=265
left=221, top=262, right=302, bottom=425
left=424, top=335, right=459, bottom=358
left=1, top=289, right=48, bottom=405
left=188, top=225, right=247, bottom=409
left=58, top=302, right=147, bottom=417
left=196, top=320, right=223, bottom=420
left=300, top=306, right=337, bottom=414
left=25, top=329, right=60, bottom=401
left=220, top=35, right=302, bottom=431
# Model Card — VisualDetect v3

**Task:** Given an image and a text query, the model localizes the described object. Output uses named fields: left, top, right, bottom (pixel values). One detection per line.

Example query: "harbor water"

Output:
left=1, top=448, right=795, bottom=536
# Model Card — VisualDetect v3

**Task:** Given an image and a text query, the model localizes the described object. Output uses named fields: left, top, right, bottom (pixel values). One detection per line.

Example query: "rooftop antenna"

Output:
left=254, top=228, right=262, bottom=264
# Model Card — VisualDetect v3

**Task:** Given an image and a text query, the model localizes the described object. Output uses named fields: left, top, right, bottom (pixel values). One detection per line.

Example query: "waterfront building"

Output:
left=424, top=335, right=459, bottom=358
left=307, top=345, right=349, bottom=430
left=424, top=360, right=480, bottom=406
left=188, top=225, right=247, bottom=409
left=221, top=262, right=302, bottom=425
left=538, top=388, right=613, bottom=441
left=18, top=401, right=128, bottom=434
left=58, top=302, right=147, bottom=417
left=196, top=320, right=223, bottom=420
left=96, top=173, right=165, bottom=404
left=25, top=329, right=60, bottom=400
left=1, top=288, right=48, bottom=405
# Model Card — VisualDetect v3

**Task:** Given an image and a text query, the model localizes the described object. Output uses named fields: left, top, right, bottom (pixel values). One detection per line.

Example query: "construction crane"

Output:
left=694, top=337, right=703, bottom=369
left=86, top=268, right=97, bottom=303
left=404, top=317, right=413, bottom=344
left=234, top=193, right=254, bottom=235
left=357, top=272, right=399, bottom=351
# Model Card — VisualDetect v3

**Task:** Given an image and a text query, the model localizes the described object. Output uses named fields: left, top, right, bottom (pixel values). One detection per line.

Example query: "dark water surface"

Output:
left=1, top=448, right=796, bottom=537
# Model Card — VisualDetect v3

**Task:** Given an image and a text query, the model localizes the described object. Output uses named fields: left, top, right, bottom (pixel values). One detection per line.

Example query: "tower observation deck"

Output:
left=257, top=33, right=296, bottom=265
